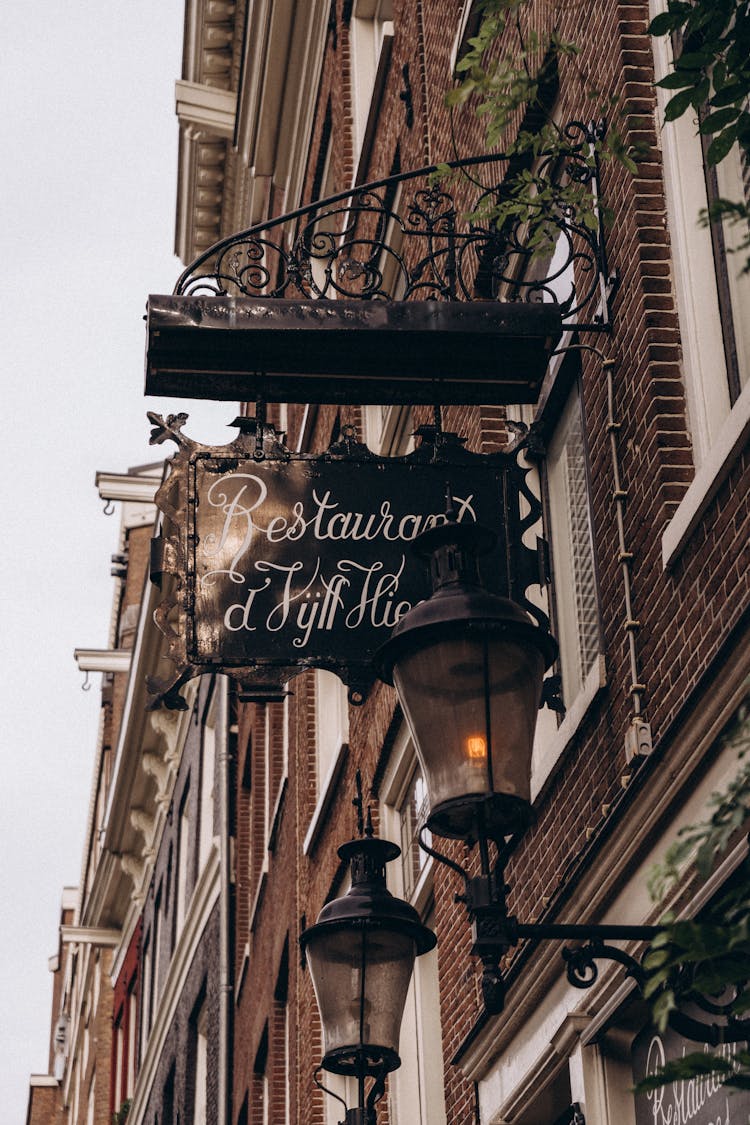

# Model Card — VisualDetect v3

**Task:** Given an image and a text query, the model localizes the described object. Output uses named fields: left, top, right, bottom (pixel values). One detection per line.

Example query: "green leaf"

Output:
left=706, top=125, right=738, bottom=164
left=737, top=112, right=750, bottom=146
left=649, top=11, right=681, bottom=36
left=676, top=49, right=715, bottom=69
left=700, top=106, right=740, bottom=134
left=658, top=70, right=702, bottom=90
left=664, top=87, right=699, bottom=121
left=690, top=78, right=711, bottom=109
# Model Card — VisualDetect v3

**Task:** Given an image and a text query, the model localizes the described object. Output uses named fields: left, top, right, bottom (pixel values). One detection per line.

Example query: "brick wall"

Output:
left=227, top=2, right=749, bottom=1123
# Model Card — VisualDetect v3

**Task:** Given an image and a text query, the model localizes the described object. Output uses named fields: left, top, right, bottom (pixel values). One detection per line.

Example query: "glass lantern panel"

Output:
left=306, top=926, right=417, bottom=1066
left=393, top=633, right=543, bottom=814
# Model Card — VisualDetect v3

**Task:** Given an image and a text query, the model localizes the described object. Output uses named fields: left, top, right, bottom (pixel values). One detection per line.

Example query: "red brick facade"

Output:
left=28, top=2, right=750, bottom=1123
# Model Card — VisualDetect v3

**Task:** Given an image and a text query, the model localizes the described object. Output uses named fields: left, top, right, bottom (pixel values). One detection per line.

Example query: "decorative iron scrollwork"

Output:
left=174, top=123, right=610, bottom=330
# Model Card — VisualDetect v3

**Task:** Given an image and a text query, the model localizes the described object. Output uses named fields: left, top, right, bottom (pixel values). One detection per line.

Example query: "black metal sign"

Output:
left=147, top=416, right=547, bottom=709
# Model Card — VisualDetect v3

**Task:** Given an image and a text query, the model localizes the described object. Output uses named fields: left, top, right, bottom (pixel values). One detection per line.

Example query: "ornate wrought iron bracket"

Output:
left=171, top=122, right=609, bottom=324
left=419, top=828, right=750, bottom=1045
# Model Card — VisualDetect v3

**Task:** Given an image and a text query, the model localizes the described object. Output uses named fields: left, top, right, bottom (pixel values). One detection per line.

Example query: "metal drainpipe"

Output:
left=217, top=675, right=233, bottom=1125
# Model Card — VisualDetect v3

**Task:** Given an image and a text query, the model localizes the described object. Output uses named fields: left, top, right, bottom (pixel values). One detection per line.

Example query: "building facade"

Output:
left=29, top=1, right=749, bottom=1124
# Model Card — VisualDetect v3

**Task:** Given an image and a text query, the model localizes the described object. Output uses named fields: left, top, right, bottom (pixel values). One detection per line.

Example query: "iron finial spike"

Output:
left=353, top=769, right=364, bottom=837
left=365, top=806, right=374, bottom=839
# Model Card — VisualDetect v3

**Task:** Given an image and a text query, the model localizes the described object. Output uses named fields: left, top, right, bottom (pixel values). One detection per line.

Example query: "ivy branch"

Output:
left=443, top=0, right=646, bottom=252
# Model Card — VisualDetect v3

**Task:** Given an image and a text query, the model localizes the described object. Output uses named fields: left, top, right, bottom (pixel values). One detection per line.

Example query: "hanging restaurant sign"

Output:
left=146, top=414, right=549, bottom=710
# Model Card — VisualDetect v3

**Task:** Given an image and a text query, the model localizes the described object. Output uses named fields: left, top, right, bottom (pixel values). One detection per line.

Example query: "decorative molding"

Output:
left=149, top=707, right=182, bottom=759
left=141, top=751, right=172, bottom=806
left=60, top=925, right=120, bottom=948
left=120, top=853, right=146, bottom=894
left=176, top=80, right=236, bottom=135
left=74, top=648, right=131, bottom=675
left=95, top=472, right=159, bottom=505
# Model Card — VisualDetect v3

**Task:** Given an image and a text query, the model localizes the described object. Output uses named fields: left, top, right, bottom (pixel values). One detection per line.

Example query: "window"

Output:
left=175, top=788, right=191, bottom=938
left=506, top=374, right=604, bottom=797
left=151, top=886, right=162, bottom=1017
left=86, top=1071, right=96, bottom=1125
left=316, top=670, right=349, bottom=795
left=349, top=1, right=394, bottom=169
left=199, top=700, right=216, bottom=871
left=254, top=1025, right=270, bottom=1125
left=544, top=385, right=600, bottom=709
left=381, top=727, right=447, bottom=1125
left=398, top=763, right=430, bottom=900
left=193, top=1002, right=208, bottom=1125
left=650, top=0, right=750, bottom=465
left=140, top=934, right=152, bottom=1058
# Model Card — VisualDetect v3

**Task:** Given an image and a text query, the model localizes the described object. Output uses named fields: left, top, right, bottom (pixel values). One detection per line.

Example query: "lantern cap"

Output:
left=375, top=505, right=557, bottom=683
left=375, top=585, right=557, bottom=686
left=300, top=835, right=436, bottom=954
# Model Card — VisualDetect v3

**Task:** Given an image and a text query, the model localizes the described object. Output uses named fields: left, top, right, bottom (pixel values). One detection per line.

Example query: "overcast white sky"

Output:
left=0, top=5, right=235, bottom=1118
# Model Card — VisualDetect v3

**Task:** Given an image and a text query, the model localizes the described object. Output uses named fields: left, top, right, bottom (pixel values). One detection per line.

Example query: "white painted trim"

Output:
left=303, top=741, right=348, bottom=855
left=29, top=1075, right=59, bottom=1087
left=95, top=472, right=159, bottom=505
left=60, top=926, right=120, bottom=947
left=175, top=80, right=236, bottom=136
left=249, top=869, right=268, bottom=934
left=127, top=846, right=220, bottom=1125
left=531, top=656, right=606, bottom=802
left=662, top=378, right=750, bottom=568
left=74, top=648, right=131, bottom=675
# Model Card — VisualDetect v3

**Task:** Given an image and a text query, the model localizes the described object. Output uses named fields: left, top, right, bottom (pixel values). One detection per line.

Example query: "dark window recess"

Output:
left=553, top=1105, right=585, bottom=1125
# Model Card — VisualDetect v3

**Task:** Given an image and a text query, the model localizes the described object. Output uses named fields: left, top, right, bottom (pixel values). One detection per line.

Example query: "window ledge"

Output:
left=267, top=775, right=288, bottom=853
left=303, top=742, right=349, bottom=856
left=249, top=867, right=268, bottom=934
left=530, top=656, right=606, bottom=803
left=662, top=380, right=750, bottom=569
left=410, top=857, right=434, bottom=918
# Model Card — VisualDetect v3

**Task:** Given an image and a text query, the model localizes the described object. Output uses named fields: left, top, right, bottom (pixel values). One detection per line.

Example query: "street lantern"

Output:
left=376, top=505, right=557, bottom=844
left=300, top=827, right=435, bottom=1122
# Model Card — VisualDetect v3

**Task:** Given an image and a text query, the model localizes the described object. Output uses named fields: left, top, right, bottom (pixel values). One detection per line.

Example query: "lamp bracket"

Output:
left=424, top=845, right=750, bottom=1044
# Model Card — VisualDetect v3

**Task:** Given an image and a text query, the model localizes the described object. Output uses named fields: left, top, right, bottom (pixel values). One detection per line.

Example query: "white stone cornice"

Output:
left=60, top=925, right=120, bottom=948
left=176, top=79, right=236, bottom=136
left=120, top=853, right=146, bottom=891
left=149, top=707, right=182, bottom=759
left=95, top=472, right=159, bottom=505
left=141, top=751, right=171, bottom=803
left=74, top=648, right=131, bottom=675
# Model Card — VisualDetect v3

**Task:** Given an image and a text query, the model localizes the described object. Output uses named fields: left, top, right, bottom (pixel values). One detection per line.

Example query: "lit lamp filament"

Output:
left=465, top=735, right=487, bottom=760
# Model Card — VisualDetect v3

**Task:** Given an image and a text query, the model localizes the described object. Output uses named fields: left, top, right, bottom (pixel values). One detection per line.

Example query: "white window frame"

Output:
left=304, top=670, right=349, bottom=854
left=649, top=0, right=750, bottom=573
left=380, top=725, right=447, bottom=1125
left=350, top=0, right=394, bottom=171
left=199, top=697, right=216, bottom=872
left=194, top=1003, right=208, bottom=1125
left=507, top=376, right=606, bottom=800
